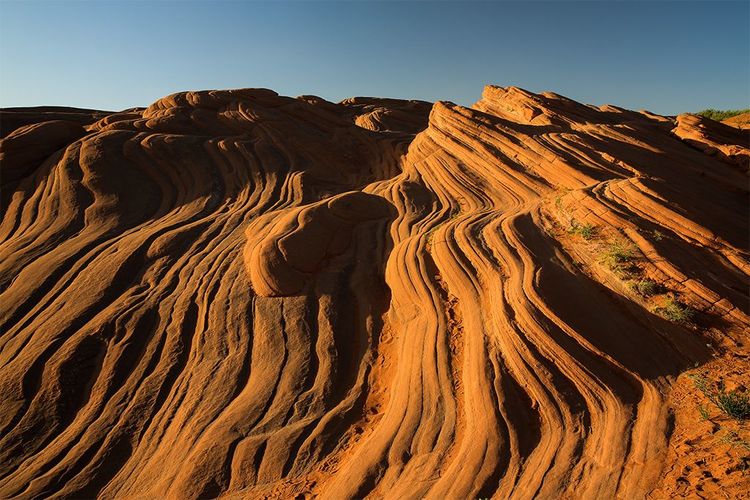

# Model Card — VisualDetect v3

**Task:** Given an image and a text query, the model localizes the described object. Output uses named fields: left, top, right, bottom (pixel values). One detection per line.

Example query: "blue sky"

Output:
left=1, top=1, right=747, bottom=114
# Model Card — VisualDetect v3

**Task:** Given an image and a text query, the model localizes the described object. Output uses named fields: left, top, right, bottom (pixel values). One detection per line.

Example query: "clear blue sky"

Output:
left=1, top=0, right=748, bottom=114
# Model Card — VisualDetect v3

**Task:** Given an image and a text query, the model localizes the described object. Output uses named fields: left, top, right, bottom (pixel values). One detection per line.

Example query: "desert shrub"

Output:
left=656, top=297, right=695, bottom=323
left=651, top=229, right=664, bottom=241
left=718, top=430, right=750, bottom=451
left=715, top=392, right=750, bottom=421
left=555, top=196, right=563, bottom=211
left=601, top=239, right=636, bottom=272
left=697, top=404, right=710, bottom=421
left=690, top=373, right=750, bottom=421
left=631, top=279, right=658, bottom=296
left=568, top=221, right=596, bottom=240
left=695, top=108, right=750, bottom=122
left=554, top=188, right=572, bottom=215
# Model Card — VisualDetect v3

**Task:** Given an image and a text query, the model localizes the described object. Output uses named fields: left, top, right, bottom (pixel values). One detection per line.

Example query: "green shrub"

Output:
left=695, top=108, right=749, bottom=122
left=690, top=373, right=750, bottom=421
left=631, top=279, right=658, bottom=297
left=656, top=297, right=695, bottom=323
left=568, top=221, right=597, bottom=240
left=715, top=392, right=750, bottom=421
left=698, top=404, right=710, bottom=421
left=718, top=430, right=750, bottom=451
left=554, top=188, right=572, bottom=215
left=601, top=239, right=636, bottom=272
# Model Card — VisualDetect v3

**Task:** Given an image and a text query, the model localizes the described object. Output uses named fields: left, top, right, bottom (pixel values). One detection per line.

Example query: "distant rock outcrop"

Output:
left=723, top=110, right=750, bottom=129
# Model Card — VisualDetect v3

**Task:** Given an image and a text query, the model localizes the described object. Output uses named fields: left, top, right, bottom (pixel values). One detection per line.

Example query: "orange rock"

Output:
left=0, top=85, right=747, bottom=499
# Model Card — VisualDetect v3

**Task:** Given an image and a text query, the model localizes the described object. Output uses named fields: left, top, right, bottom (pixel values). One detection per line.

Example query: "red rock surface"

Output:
left=0, top=86, right=748, bottom=499
left=723, top=111, right=750, bottom=130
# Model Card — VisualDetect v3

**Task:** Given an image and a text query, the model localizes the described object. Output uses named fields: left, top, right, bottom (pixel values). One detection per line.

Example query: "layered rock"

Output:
left=0, top=86, right=747, bottom=499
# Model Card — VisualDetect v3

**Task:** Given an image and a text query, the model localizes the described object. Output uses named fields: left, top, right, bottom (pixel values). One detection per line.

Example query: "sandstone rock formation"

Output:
left=0, top=86, right=748, bottom=499
left=723, top=111, right=750, bottom=130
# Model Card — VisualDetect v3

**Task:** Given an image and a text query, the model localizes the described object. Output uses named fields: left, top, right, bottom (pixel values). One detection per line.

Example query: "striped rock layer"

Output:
left=1, top=86, right=748, bottom=498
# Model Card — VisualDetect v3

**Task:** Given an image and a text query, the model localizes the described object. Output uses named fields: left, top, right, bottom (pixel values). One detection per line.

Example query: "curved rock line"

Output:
left=0, top=86, right=747, bottom=498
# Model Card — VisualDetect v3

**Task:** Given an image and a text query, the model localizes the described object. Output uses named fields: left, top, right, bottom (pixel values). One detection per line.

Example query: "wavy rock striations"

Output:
left=1, top=86, right=748, bottom=499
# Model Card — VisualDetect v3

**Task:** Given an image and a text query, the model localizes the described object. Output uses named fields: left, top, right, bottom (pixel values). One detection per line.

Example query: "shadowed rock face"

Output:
left=0, top=86, right=748, bottom=499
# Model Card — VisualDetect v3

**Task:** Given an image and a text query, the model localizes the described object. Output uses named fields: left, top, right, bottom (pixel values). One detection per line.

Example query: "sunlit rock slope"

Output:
left=1, top=86, right=748, bottom=499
